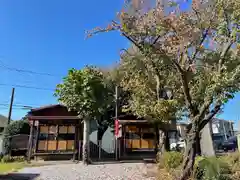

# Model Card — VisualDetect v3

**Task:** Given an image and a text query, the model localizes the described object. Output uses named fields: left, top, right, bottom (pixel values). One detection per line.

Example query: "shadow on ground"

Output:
left=0, top=173, right=40, bottom=180
left=90, top=151, right=156, bottom=165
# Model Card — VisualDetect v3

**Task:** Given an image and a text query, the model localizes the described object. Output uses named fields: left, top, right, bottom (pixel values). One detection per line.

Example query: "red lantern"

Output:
left=115, top=119, right=119, bottom=137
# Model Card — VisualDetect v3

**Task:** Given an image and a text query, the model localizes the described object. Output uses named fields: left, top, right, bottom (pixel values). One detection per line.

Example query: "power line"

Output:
left=0, top=83, right=55, bottom=91
left=0, top=104, right=36, bottom=108
left=0, top=60, right=62, bottom=77
left=0, top=107, right=31, bottom=110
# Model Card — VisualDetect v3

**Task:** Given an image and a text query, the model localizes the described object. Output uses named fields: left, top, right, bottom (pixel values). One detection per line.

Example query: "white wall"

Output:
left=89, top=120, right=115, bottom=154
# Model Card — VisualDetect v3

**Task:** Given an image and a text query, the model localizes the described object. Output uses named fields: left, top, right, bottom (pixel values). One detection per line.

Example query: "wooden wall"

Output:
left=37, top=124, right=76, bottom=152
left=124, top=124, right=156, bottom=150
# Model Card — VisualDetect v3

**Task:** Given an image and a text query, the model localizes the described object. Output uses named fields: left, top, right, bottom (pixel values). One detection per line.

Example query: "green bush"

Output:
left=220, top=152, right=240, bottom=173
left=1, top=155, right=14, bottom=163
left=193, top=156, right=231, bottom=180
left=1, top=155, right=25, bottom=163
left=12, top=156, right=25, bottom=162
left=3, top=119, right=30, bottom=155
left=158, top=151, right=183, bottom=170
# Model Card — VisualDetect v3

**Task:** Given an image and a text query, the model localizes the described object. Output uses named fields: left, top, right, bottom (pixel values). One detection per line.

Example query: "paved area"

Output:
left=3, top=162, right=156, bottom=180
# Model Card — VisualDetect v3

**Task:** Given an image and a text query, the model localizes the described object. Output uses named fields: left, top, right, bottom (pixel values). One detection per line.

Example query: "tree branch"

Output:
left=197, top=98, right=213, bottom=121
left=222, top=2, right=231, bottom=37
left=122, top=28, right=195, bottom=114
left=190, top=28, right=209, bottom=64
left=218, top=41, right=233, bottom=73
left=199, top=102, right=222, bottom=131
left=180, top=71, right=196, bottom=117
left=152, top=35, right=161, bottom=45
left=121, top=32, right=163, bottom=100
left=122, top=32, right=144, bottom=52
left=218, top=3, right=233, bottom=73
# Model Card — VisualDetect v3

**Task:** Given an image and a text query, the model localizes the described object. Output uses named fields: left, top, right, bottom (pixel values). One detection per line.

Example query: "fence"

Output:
left=10, top=134, right=29, bottom=151
left=79, top=139, right=116, bottom=161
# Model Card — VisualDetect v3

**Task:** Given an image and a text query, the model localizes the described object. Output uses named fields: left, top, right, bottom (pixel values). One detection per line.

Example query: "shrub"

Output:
left=158, top=151, right=183, bottom=170
left=193, top=156, right=231, bottom=180
left=220, top=152, right=240, bottom=173
left=1, top=155, right=14, bottom=163
left=1, top=155, right=25, bottom=163
left=3, top=119, right=30, bottom=155
left=12, top=156, right=25, bottom=162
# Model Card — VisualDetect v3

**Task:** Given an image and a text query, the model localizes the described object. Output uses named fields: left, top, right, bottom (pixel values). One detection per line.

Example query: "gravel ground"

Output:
left=15, top=162, right=156, bottom=180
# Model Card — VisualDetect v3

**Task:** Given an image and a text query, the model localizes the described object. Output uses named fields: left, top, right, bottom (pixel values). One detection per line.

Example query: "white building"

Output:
left=211, top=118, right=234, bottom=138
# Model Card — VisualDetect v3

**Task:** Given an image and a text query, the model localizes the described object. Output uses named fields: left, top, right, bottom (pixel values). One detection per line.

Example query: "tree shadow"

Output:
left=0, top=173, right=40, bottom=180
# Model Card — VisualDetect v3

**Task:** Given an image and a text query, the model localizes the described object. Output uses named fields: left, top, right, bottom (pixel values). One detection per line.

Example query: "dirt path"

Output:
left=1, top=162, right=157, bottom=180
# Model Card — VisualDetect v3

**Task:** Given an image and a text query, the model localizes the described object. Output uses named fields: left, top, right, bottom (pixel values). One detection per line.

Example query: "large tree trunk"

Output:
left=180, top=125, right=201, bottom=180
left=158, top=129, right=167, bottom=154
left=82, top=119, right=90, bottom=165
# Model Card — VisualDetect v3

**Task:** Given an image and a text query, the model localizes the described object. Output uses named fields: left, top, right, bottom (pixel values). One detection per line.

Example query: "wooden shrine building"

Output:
left=27, top=104, right=82, bottom=161
left=27, top=104, right=178, bottom=161
left=116, top=114, right=178, bottom=159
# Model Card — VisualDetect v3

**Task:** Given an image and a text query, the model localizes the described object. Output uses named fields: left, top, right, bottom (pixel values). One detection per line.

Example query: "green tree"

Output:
left=88, top=0, right=240, bottom=179
left=55, top=66, right=114, bottom=164
left=117, top=47, right=182, bottom=152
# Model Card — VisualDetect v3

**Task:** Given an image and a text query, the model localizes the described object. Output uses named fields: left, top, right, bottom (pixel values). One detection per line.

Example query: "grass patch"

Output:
left=0, top=162, right=45, bottom=174
left=0, top=162, right=27, bottom=174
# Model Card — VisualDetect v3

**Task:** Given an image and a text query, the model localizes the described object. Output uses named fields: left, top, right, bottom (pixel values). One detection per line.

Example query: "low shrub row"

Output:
left=157, top=151, right=240, bottom=180
left=1, top=155, right=26, bottom=163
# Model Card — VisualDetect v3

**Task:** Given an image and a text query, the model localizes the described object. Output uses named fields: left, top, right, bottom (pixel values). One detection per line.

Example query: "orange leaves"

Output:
left=237, top=44, right=240, bottom=50
left=106, top=24, right=113, bottom=31
left=192, top=0, right=200, bottom=10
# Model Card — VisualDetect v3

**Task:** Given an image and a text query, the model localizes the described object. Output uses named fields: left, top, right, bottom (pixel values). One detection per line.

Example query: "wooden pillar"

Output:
left=56, top=125, right=59, bottom=151
left=78, top=122, right=82, bottom=161
left=73, top=123, right=78, bottom=161
left=33, top=121, right=40, bottom=159
left=27, top=119, right=35, bottom=162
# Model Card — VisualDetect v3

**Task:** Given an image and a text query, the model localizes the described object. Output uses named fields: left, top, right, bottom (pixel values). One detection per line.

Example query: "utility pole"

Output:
left=7, top=88, right=15, bottom=125
left=115, top=85, right=119, bottom=160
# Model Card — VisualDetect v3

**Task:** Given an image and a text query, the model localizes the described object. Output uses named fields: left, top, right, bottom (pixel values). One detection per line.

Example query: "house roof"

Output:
left=30, top=104, right=65, bottom=112
left=212, top=118, right=234, bottom=124
left=28, top=104, right=79, bottom=120
left=0, top=115, right=8, bottom=127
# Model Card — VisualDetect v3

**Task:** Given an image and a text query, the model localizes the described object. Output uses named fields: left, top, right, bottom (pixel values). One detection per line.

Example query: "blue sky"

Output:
left=0, top=0, right=239, bottom=129
left=0, top=0, right=127, bottom=120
